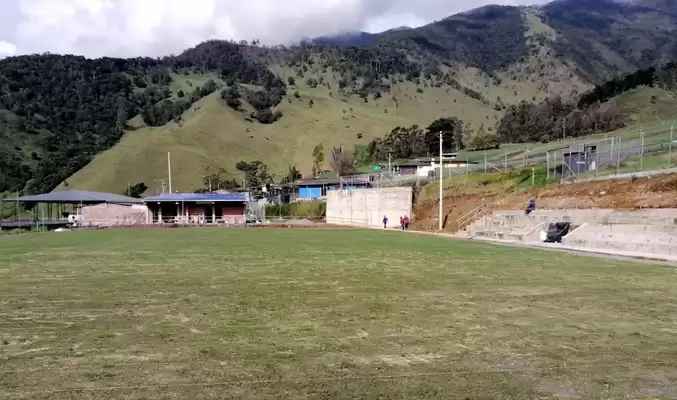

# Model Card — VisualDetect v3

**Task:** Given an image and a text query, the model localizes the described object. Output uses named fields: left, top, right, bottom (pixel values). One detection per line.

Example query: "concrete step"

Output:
left=583, top=223, right=677, bottom=234
left=563, top=238, right=677, bottom=256
left=608, top=209, right=677, bottom=218
left=568, top=231, right=677, bottom=245
left=600, top=216, right=677, bottom=225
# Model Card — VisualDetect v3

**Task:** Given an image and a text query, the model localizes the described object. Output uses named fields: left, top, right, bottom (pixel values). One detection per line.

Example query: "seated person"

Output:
left=525, top=199, right=536, bottom=215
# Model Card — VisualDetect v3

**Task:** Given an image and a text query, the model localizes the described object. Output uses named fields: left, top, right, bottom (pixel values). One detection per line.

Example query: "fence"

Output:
left=366, top=125, right=677, bottom=184
left=548, top=127, right=677, bottom=181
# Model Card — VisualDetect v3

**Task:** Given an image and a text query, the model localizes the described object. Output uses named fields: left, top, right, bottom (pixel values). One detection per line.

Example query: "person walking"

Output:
left=403, top=215, right=410, bottom=230
left=399, top=216, right=404, bottom=230
left=382, top=215, right=389, bottom=228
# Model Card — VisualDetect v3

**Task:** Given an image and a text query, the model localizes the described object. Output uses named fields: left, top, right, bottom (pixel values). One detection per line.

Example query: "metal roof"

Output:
left=1, top=190, right=143, bottom=204
left=295, top=177, right=371, bottom=186
left=143, top=193, right=248, bottom=202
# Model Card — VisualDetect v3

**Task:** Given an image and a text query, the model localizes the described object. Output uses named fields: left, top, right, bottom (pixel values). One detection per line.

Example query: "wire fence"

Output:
left=356, top=125, right=677, bottom=185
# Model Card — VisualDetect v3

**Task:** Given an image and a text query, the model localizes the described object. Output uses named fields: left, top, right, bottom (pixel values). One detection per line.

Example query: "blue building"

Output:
left=294, top=177, right=371, bottom=201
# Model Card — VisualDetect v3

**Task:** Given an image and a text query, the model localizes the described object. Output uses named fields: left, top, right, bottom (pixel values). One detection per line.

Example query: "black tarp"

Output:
left=545, top=222, right=571, bottom=243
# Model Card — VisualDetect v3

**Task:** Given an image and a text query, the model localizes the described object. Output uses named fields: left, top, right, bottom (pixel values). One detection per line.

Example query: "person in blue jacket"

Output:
left=382, top=215, right=389, bottom=228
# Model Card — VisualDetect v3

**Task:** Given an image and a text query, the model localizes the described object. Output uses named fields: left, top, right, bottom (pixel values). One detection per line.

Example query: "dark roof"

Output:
left=295, top=177, right=371, bottom=186
left=393, top=160, right=431, bottom=167
left=393, top=157, right=469, bottom=167
left=1, top=190, right=143, bottom=204
left=143, top=193, right=247, bottom=202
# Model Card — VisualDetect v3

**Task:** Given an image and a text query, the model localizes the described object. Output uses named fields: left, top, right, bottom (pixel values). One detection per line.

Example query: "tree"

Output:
left=235, top=160, right=273, bottom=189
left=425, top=117, right=466, bottom=152
left=124, top=182, right=148, bottom=198
left=202, top=166, right=232, bottom=191
left=329, top=146, right=356, bottom=177
left=312, top=144, right=325, bottom=177
left=177, top=90, right=185, bottom=98
left=221, top=85, right=242, bottom=110
left=288, top=77, right=295, bottom=86
left=280, top=165, right=302, bottom=184
left=467, top=124, right=501, bottom=151
left=253, top=108, right=282, bottom=124
left=200, top=79, right=218, bottom=96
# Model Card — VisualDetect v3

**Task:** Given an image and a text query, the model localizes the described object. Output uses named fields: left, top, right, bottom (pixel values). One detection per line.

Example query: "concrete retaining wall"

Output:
left=465, top=208, right=677, bottom=258
left=326, top=187, right=413, bottom=228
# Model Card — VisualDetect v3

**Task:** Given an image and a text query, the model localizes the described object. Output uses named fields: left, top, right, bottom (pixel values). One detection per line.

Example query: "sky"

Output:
left=0, top=0, right=546, bottom=59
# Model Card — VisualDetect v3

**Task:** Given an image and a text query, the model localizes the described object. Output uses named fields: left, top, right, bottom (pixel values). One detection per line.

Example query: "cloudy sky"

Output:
left=0, top=0, right=545, bottom=59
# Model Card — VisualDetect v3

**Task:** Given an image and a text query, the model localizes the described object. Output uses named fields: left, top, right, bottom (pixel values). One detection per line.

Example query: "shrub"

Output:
left=265, top=201, right=326, bottom=218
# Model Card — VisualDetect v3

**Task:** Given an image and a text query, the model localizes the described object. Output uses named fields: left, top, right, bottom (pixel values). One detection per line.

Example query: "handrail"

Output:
left=456, top=198, right=506, bottom=231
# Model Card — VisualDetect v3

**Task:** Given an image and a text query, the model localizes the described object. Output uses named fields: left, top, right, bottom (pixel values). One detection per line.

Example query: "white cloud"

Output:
left=0, top=40, right=17, bottom=58
left=0, top=0, right=547, bottom=58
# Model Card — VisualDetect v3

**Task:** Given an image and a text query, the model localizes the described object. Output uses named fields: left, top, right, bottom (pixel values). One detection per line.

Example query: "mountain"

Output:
left=1, top=0, right=677, bottom=195
left=308, top=31, right=379, bottom=46
left=309, top=27, right=413, bottom=46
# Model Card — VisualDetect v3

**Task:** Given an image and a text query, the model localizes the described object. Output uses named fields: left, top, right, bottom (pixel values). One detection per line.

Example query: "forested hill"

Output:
left=1, top=0, right=677, bottom=195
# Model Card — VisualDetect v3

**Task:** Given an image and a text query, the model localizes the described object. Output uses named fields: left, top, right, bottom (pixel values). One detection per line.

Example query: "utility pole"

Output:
left=167, top=152, right=173, bottom=194
left=562, top=116, right=566, bottom=141
left=388, top=153, right=392, bottom=176
left=640, top=127, right=644, bottom=171
left=438, top=131, right=443, bottom=231
left=669, top=125, right=674, bottom=166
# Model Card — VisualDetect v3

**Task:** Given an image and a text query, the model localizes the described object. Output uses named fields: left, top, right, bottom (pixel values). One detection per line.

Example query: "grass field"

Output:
left=1, top=228, right=677, bottom=399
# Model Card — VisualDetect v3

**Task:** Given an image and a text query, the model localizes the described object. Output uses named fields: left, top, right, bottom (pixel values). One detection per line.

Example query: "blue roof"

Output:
left=143, top=193, right=247, bottom=202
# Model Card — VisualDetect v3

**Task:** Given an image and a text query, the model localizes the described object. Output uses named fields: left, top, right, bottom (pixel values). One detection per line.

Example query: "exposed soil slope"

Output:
left=414, top=173, right=677, bottom=232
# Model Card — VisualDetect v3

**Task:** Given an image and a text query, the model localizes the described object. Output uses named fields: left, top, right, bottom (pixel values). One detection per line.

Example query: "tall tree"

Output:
left=329, top=147, right=356, bottom=177
left=280, top=165, right=302, bottom=184
left=312, top=144, right=325, bottom=177
left=124, top=182, right=148, bottom=198
left=425, top=117, right=466, bottom=152
left=235, top=160, right=273, bottom=189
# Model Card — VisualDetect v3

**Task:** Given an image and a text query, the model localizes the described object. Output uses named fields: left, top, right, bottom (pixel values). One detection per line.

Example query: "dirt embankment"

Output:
left=413, top=174, right=677, bottom=232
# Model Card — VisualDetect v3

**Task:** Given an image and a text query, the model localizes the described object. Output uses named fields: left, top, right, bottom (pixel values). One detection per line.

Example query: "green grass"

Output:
left=420, top=167, right=559, bottom=204
left=1, top=228, right=677, bottom=399
left=265, top=201, right=326, bottom=218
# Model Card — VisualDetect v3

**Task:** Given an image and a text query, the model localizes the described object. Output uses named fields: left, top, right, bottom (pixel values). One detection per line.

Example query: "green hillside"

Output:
left=1, top=0, right=677, bottom=195
left=59, top=77, right=505, bottom=193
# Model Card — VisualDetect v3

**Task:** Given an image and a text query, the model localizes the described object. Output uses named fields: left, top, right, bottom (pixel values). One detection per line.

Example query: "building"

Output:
left=81, top=203, right=148, bottom=227
left=143, top=193, right=248, bottom=224
left=294, top=177, right=372, bottom=201
left=564, top=144, right=599, bottom=176
left=391, top=156, right=477, bottom=177
left=1, top=190, right=146, bottom=230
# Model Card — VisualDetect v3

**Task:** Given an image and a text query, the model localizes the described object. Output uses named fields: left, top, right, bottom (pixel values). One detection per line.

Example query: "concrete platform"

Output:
left=459, top=208, right=677, bottom=263
left=408, top=229, right=677, bottom=265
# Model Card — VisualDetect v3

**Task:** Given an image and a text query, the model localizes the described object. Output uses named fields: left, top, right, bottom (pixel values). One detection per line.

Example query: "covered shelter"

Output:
left=0, top=190, right=146, bottom=230
left=143, top=193, right=248, bottom=224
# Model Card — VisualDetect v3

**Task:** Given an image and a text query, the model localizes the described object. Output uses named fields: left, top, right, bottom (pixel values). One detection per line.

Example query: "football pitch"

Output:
left=1, top=228, right=676, bottom=399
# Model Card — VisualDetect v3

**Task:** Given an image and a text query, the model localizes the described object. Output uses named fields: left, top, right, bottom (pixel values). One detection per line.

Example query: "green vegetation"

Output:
left=419, top=167, right=559, bottom=204
left=1, top=228, right=677, bottom=398
left=2, top=0, right=677, bottom=195
left=265, top=201, right=326, bottom=218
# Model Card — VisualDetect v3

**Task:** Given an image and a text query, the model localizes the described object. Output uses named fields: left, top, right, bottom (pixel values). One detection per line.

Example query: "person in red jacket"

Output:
left=399, top=216, right=404, bottom=230
left=403, top=215, right=410, bottom=230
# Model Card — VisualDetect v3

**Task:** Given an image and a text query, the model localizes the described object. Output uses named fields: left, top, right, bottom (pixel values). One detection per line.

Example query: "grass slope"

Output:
left=1, top=228, right=677, bottom=399
left=615, top=86, right=677, bottom=124
left=60, top=75, right=506, bottom=194
left=61, top=61, right=584, bottom=194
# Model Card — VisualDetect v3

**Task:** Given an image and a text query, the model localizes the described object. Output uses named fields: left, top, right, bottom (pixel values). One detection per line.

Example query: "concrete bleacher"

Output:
left=463, top=208, right=677, bottom=260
